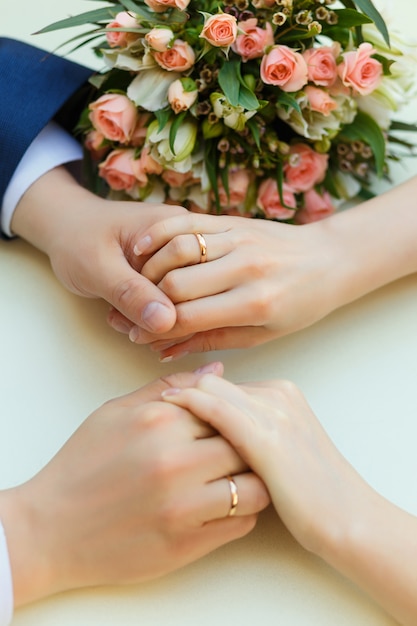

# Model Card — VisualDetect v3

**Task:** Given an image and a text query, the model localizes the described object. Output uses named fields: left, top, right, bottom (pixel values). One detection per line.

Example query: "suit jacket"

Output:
left=0, top=38, right=93, bottom=209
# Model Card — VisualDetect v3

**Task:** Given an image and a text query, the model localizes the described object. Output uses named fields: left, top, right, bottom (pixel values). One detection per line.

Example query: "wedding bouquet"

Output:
left=43, top=0, right=417, bottom=223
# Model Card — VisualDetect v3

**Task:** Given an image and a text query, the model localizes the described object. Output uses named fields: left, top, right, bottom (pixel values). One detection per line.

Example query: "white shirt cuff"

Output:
left=0, top=521, right=13, bottom=626
left=1, top=121, right=83, bottom=237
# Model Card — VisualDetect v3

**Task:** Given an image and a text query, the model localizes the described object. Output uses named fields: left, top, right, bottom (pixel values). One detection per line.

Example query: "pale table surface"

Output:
left=1, top=1, right=417, bottom=624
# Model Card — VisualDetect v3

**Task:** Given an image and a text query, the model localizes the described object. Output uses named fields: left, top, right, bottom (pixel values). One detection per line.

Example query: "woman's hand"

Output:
left=113, top=212, right=344, bottom=357
left=0, top=363, right=269, bottom=607
left=109, top=176, right=417, bottom=359
left=162, top=374, right=417, bottom=626
left=11, top=166, right=186, bottom=334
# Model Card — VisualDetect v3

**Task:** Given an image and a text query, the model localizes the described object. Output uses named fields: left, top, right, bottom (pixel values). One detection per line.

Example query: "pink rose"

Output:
left=260, top=45, right=308, bottom=92
left=145, top=27, right=174, bottom=52
left=295, top=188, right=335, bottom=224
left=144, top=0, right=190, bottom=12
left=304, top=85, right=337, bottom=116
left=338, top=42, right=383, bottom=95
left=99, top=149, right=138, bottom=192
left=284, top=143, right=328, bottom=193
left=217, top=169, right=250, bottom=209
left=89, top=94, right=137, bottom=143
left=200, top=13, right=238, bottom=48
left=302, top=44, right=339, bottom=87
left=106, top=12, right=139, bottom=48
left=84, top=130, right=109, bottom=160
left=130, top=113, right=152, bottom=147
left=168, top=79, right=198, bottom=114
left=256, top=179, right=296, bottom=220
left=131, top=146, right=163, bottom=187
left=162, top=169, right=196, bottom=187
left=232, top=18, right=274, bottom=62
left=154, top=39, right=195, bottom=72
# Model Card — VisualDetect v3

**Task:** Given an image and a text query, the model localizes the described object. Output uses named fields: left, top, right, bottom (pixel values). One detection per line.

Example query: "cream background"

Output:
left=1, top=2, right=417, bottom=624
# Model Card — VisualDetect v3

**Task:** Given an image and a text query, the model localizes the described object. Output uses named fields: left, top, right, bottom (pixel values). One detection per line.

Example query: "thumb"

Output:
left=99, top=258, right=177, bottom=334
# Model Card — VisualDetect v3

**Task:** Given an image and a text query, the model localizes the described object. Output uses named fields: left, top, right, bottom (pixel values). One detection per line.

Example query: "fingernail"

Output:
left=159, top=350, right=189, bottom=363
left=161, top=387, right=181, bottom=397
left=134, top=235, right=152, bottom=256
left=111, top=319, right=134, bottom=334
left=193, top=362, right=220, bottom=375
left=141, top=301, right=173, bottom=332
left=129, top=326, right=140, bottom=343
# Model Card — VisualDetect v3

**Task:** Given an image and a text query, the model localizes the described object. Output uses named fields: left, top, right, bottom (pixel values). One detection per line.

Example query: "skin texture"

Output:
left=0, top=363, right=269, bottom=607
left=105, top=175, right=417, bottom=360
left=11, top=165, right=185, bottom=334
left=163, top=374, right=417, bottom=626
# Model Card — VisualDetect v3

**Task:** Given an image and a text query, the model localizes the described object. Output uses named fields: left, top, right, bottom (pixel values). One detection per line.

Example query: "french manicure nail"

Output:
left=134, top=235, right=152, bottom=256
left=161, top=387, right=181, bottom=397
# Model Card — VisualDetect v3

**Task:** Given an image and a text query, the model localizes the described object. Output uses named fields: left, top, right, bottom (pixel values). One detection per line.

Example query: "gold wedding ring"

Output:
left=194, top=232, right=207, bottom=263
left=226, top=475, right=239, bottom=517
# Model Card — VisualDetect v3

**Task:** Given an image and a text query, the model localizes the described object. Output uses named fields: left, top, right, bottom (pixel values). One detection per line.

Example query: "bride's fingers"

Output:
left=154, top=326, right=276, bottom=360
left=141, top=232, right=232, bottom=285
left=133, top=213, right=236, bottom=257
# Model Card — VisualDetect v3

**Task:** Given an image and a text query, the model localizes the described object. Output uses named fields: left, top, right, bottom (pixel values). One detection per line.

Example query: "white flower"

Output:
left=277, top=92, right=357, bottom=141
left=128, top=67, right=181, bottom=111
left=146, top=119, right=198, bottom=167
left=210, top=93, right=256, bottom=131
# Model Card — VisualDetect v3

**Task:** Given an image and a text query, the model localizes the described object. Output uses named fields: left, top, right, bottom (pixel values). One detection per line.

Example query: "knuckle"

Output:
left=159, top=271, right=182, bottom=301
left=246, top=283, right=275, bottom=324
left=111, top=277, right=139, bottom=310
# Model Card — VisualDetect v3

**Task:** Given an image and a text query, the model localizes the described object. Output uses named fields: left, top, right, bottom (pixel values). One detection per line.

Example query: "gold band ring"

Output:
left=226, top=475, right=239, bottom=517
left=194, top=233, right=207, bottom=263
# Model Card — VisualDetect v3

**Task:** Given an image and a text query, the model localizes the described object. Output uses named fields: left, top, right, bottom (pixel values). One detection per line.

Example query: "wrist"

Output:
left=10, top=166, right=98, bottom=259
left=320, top=178, right=417, bottom=309
left=0, top=486, right=58, bottom=607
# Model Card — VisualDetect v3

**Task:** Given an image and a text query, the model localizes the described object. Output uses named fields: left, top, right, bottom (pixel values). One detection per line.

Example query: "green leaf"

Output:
left=276, top=91, right=301, bottom=114
left=169, top=111, right=187, bottom=154
left=343, top=0, right=390, bottom=46
left=218, top=62, right=240, bottom=107
left=390, top=120, right=417, bottom=133
left=340, top=110, right=386, bottom=176
left=154, top=108, right=172, bottom=132
left=35, top=7, right=122, bottom=33
left=218, top=60, right=259, bottom=110
left=246, top=118, right=261, bottom=150
left=330, top=8, right=372, bottom=28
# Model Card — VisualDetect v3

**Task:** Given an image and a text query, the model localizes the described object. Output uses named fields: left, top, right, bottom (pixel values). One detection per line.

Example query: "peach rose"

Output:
left=84, top=130, right=109, bottom=160
left=106, top=12, right=139, bottom=48
left=200, top=13, right=238, bottom=48
left=217, top=169, right=250, bottom=209
left=260, top=45, right=308, bottom=92
left=302, top=44, right=339, bottom=87
left=131, top=146, right=163, bottom=187
left=89, top=94, right=137, bottom=144
left=162, top=169, right=196, bottom=187
left=154, top=39, right=195, bottom=72
left=304, top=85, right=338, bottom=116
left=284, top=143, right=328, bottom=192
left=256, top=179, right=296, bottom=220
left=295, top=188, right=335, bottom=224
left=144, top=0, right=190, bottom=12
left=130, top=113, right=153, bottom=147
left=99, top=149, right=138, bottom=191
left=338, top=42, right=383, bottom=96
left=145, top=27, right=174, bottom=52
left=168, top=79, right=198, bottom=114
left=232, top=18, right=274, bottom=62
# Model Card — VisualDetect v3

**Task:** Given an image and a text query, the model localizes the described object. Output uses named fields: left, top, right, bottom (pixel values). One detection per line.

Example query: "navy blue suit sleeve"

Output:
left=0, top=38, right=93, bottom=207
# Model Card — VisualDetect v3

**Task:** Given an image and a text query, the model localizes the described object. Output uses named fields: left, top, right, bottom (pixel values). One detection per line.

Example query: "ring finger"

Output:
left=141, top=232, right=232, bottom=285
